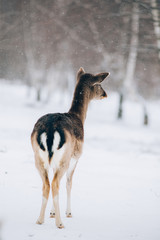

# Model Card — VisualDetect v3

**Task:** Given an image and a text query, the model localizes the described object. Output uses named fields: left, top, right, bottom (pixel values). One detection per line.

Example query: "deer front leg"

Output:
left=66, top=158, right=77, bottom=217
left=50, top=204, right=55, bottom=218
left=50, top=170, right=56, bottom=218
left=66, top=176, right=73, bottom=218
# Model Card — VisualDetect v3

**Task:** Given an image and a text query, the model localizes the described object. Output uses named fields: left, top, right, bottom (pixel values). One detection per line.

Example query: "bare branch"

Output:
left=35, top=2, right=98, bottom=53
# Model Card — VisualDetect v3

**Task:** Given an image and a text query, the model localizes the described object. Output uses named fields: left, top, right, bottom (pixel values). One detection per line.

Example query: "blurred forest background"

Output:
left=0, top=0, right=160, bottom=123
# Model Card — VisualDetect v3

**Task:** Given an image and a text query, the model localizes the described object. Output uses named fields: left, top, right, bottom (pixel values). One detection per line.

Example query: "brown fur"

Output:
left=31, top=67, right=109, bottom=228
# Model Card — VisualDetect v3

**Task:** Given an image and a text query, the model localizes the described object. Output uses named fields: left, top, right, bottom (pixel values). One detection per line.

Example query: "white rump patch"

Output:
left=39, top=132, right=48, bottom=170
left=52, top=131, right=61, bottom=152
left=38, top=131, right=65, bottom=171
left=50, top=131, right=65, bottom=170
left=41, top=132, right=47, bottom=150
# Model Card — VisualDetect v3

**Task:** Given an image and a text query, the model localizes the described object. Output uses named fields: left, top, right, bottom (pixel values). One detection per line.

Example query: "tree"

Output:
left=117, top=0, right=159, bottom=125
left=0, top=2, right=24, bottom=79
left=21, top=0, right=48, bottom=101
left=151, top=0, right=160, bottom=60
left=1, top=0, right=160, bottom=114
left=117, top=1, right=141, bottom=121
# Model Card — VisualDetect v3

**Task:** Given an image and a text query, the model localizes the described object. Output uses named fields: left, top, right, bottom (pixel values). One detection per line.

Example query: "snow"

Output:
left=0, top=82, right=160, bottom=240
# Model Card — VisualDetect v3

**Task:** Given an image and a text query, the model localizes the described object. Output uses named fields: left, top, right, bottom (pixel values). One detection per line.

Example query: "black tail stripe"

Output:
left=47, top=126, right=54, bottom=161
left=48, top=151, right=53, bottom=160
left=57, top=128, right=66, bottom=150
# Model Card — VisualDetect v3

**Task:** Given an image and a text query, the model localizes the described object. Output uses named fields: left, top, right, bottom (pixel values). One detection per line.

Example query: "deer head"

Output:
left=76, top=67, right=109, bottom=100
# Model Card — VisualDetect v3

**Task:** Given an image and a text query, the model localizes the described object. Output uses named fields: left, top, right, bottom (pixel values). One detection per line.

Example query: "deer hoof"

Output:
left=36, top=218, right=44, bottom=225
left=66, top=212, right=72, bottom=218
left=57, top=223, right=64, bottom=229
left=50, top=212, right=55, bottom=218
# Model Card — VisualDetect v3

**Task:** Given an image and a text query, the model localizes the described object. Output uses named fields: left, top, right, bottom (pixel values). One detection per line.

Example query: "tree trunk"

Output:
left=37, top=88, right=41, bottom=102
left=117, top=2, right=139, bottom=120
left=117, top=92, right=124, bottom=119
left=21, top=0, right=34, bottom=85
left=151, top=0, right=160, bottom=60
left=143, top=104, right=149, bottom=126
left=123, top=2, right=139, bottom=97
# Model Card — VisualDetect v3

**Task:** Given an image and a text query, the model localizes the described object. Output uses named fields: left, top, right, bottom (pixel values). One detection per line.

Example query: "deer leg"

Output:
left=50, top=170, right=55, bottom=218
left=50, top=204, right=55, bottom=218
left=51, top=170, right=65, bottom=228
left=66, top=158, right=77, bottom=217
left=36, top=166, right=50, bottom=224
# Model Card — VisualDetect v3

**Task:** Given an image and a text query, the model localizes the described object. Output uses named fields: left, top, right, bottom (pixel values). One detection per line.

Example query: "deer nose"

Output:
left=101, top=92, right=107, bottom=99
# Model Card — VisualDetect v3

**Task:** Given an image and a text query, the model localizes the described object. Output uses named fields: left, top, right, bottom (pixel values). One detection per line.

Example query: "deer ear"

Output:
left=93, top=72, right=109, bottom=84
left=77, top=67, right=85, bottom=80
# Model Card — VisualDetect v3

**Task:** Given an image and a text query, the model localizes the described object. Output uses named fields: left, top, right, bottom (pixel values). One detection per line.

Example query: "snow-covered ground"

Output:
left=0, top=82, right=160, bottom=240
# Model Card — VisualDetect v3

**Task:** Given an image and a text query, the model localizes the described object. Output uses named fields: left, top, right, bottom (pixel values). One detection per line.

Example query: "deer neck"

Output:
left=69, top=84, right=90, bottom=124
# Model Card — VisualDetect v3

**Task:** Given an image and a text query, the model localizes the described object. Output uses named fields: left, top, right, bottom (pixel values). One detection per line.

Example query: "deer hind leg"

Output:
left=66, top=158, right=78, bottom=217
left=35, top=157, right=50, bottom=225
left=51, top=169, right=66, bottom=228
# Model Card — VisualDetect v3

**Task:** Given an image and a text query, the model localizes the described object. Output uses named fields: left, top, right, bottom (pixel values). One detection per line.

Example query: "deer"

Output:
left=31, top=67, right=109, bottom=228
